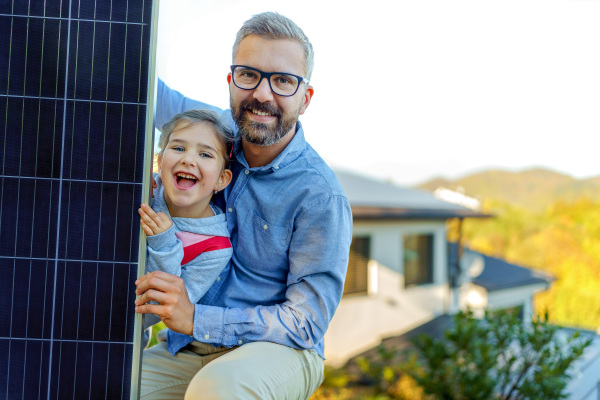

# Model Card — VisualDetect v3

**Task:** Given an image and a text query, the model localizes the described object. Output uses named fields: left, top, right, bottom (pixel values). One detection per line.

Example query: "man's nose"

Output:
left=252, top=76, right=274, bottom=102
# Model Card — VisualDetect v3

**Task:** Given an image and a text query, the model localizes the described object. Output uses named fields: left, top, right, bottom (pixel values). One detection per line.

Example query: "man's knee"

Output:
left=185, top=361, right=245, bottom=400
left=184, top=343, right=324, bottom=400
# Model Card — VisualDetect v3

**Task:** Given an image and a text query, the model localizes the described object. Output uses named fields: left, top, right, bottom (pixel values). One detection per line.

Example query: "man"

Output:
left=135, top=12, right=352, bottom=399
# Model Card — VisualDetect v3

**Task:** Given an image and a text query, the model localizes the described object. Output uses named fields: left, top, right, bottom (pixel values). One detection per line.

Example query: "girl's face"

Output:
left=158, top=122, right=231, bottom=218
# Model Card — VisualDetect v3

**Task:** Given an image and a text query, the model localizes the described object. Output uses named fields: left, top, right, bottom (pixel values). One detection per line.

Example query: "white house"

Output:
left=324, top=169, right=600, bottom=398
left=324, top=169, right=490, bottom=365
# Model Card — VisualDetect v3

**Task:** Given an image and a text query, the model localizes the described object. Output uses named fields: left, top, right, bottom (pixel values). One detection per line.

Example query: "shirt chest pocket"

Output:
left=237, top=210, right=291, bottom=274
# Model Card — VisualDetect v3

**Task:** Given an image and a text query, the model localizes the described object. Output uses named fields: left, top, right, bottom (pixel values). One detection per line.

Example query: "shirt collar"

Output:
left=232, top=121, right=307, bottom=172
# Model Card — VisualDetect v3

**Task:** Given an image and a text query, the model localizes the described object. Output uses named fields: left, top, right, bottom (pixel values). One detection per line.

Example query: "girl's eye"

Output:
left=200, top=152, right=213, bottom=158
left=172, top=146, right=184, bottom=152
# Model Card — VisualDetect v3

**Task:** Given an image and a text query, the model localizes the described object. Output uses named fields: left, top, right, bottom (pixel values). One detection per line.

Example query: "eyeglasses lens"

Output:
left=233, top=67, right=299, bottom=96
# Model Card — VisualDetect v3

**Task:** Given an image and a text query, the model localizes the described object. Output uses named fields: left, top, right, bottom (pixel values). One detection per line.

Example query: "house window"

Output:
left=344, top=236, right=370, bottom=296
left=403, top=234, right=434, bottom=287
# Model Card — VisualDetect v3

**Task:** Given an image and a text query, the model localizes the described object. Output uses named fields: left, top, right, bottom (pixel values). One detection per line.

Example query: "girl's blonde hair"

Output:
left=158, top=110, right=235, bottom=166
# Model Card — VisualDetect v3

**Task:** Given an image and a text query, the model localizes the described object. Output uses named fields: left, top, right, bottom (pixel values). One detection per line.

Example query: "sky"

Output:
left=156, top=0, right=600, bottom=186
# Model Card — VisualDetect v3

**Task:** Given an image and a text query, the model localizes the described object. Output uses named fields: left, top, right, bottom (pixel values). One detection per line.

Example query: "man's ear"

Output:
left=298, top=85, right=314, bottom=115
left=227, top=72, right=232, bottom=85
left=217, top=168, right=233, bottom=191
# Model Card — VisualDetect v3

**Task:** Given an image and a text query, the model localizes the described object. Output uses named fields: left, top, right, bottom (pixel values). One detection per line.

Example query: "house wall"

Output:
left=324, top=219, right=451, bottom=365
left=460, top=283, right=548, bottom=321
left=487, top=285, right=542, bottom=321
left=565, top=332, right=600, bottom=400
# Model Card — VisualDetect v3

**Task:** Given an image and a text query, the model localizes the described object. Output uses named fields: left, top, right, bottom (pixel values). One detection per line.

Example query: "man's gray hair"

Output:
left=232, top=12, right=314, bottom=81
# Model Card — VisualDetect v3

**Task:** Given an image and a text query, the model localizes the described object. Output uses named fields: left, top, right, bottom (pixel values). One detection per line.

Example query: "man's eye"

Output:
left=276, top=77, right=292, bottom=85
left=241, top=71, right=257, bottom=79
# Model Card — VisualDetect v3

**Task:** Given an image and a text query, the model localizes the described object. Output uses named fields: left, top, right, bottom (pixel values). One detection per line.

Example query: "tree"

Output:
left=406, top=309, right=592, bottom=400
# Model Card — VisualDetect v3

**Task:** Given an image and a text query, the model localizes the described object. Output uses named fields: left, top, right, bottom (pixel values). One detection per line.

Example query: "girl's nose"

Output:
left=181, top=153, right=196, bottom=167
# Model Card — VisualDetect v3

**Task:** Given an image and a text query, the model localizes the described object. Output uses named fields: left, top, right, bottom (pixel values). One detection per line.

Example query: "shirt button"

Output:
left=274, top=166, right=279, bottom=170
left=228, top=207, right=233, bottom=212
left=216, top=276, right=221, bottom=281
left=244, top=169, right=250, bottom=175
left=263, top=224, right=268, bottom=230
left=204, top=334, right=210, bottom=340
left=238, top=340, right=243, bottom=345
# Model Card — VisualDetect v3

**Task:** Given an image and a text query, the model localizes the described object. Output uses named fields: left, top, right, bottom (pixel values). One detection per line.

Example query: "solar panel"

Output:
left=0, top=0, right=158, bottom=398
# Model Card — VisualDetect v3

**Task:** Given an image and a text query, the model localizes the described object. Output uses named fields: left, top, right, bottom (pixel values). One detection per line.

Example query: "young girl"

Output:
left=139, top=109, right=234, bottom=344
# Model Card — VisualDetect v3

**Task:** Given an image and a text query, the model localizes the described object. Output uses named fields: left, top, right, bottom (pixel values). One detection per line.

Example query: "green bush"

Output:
left=406, top=309, right=592, bottom=400
left=348, top=310, right=592, bottom=399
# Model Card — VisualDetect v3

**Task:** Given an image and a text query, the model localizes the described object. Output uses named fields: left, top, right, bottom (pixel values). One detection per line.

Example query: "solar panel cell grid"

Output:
left=0, top=2, right=70, bottom=19
left=0, top=0, right=155, bottom=398
left=66, top=21, right=149, bottom=103
left=0, top=98, right=63, bottom=179
left=62, top=102, right=145, bottom=182
left=0, top=17, right=68, bottom=98
left=57, top=182, right=142, bottom=262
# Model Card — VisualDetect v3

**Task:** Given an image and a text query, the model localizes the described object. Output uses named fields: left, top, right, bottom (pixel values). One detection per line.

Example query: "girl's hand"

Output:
left=139, top=203, right=173, bottom=236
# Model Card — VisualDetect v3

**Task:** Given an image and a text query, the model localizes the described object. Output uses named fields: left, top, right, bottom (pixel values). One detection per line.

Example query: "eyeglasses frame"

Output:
left=230, top=65, right=309, bottom=97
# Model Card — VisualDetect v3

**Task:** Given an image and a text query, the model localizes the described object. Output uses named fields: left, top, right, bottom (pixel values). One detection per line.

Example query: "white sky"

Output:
left=156, top=0, right=600, bottom=186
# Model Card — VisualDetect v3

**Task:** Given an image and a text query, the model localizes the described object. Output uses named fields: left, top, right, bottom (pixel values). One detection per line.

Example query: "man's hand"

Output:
left=139, top=203, right=173, bottom=236
left=135, top=271, right=195, bottom=336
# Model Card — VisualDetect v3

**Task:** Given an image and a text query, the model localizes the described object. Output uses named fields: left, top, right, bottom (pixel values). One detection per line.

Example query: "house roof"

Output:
left=448, top=243, right=555, bottom=291
left=334, top=169, right=491, bottom=220
left=473, top=253, right=555, bottom=291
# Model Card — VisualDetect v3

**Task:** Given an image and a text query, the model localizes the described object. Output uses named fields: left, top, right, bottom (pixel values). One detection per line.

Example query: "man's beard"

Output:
left=231, top=98, right=299, bottom=146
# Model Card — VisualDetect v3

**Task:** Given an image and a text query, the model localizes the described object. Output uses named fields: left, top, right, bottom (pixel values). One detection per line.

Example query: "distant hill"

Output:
left=417, top=168, right=600, bottom=210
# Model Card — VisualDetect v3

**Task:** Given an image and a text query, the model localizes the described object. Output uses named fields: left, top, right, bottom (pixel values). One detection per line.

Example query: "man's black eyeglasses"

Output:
left=230, top=65, right=309, bottom=97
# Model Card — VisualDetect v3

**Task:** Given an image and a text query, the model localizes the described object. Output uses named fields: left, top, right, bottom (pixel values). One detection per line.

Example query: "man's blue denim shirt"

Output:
left=156, top=80, right=353, bottom=359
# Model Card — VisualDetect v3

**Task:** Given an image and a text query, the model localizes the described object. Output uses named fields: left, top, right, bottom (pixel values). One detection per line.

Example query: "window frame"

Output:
left=343, top=236, right=371, bottom=297
left=402, top=232, right=435, bottom=288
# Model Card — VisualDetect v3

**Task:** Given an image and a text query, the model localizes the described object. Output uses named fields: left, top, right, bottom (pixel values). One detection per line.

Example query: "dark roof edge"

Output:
left=477, top=279, right=553, bottom=292
left=351, top=206, right=493, bottom=220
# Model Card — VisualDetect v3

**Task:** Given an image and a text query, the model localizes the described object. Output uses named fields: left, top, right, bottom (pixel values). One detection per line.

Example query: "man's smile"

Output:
left=250, top=109, right=274, bottom=117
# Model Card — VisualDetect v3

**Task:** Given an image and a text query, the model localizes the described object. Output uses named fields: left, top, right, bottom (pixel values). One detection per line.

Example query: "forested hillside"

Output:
left=419, top=168, right=600, bottom=211
left=424, top=168, right=600, bottom=331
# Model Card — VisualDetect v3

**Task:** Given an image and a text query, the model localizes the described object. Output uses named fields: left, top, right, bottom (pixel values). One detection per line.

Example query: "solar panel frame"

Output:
left=0, top=0, right=159, bottom=398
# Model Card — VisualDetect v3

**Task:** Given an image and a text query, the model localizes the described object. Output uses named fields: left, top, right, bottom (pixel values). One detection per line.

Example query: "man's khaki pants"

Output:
left=140, top=333, right=324, bottom=399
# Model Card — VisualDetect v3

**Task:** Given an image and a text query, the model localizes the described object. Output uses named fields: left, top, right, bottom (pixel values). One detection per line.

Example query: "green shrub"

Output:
left=406, top=309, right=592, bottom=400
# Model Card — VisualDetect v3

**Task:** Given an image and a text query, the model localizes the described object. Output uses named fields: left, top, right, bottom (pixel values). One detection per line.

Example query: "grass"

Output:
left=146, top=322, right=166, bottom=348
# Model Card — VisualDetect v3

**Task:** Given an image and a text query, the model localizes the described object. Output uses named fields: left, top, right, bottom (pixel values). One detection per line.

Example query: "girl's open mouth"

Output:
left=174, top=172, right=198, bottom=189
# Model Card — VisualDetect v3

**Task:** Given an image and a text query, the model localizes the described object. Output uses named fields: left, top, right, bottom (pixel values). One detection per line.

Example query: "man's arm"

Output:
left=155, top=79, right=234, bottom=129
left=135, top=194, right=352, bottom=351
left=192, top=194, right=353, bottom=350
